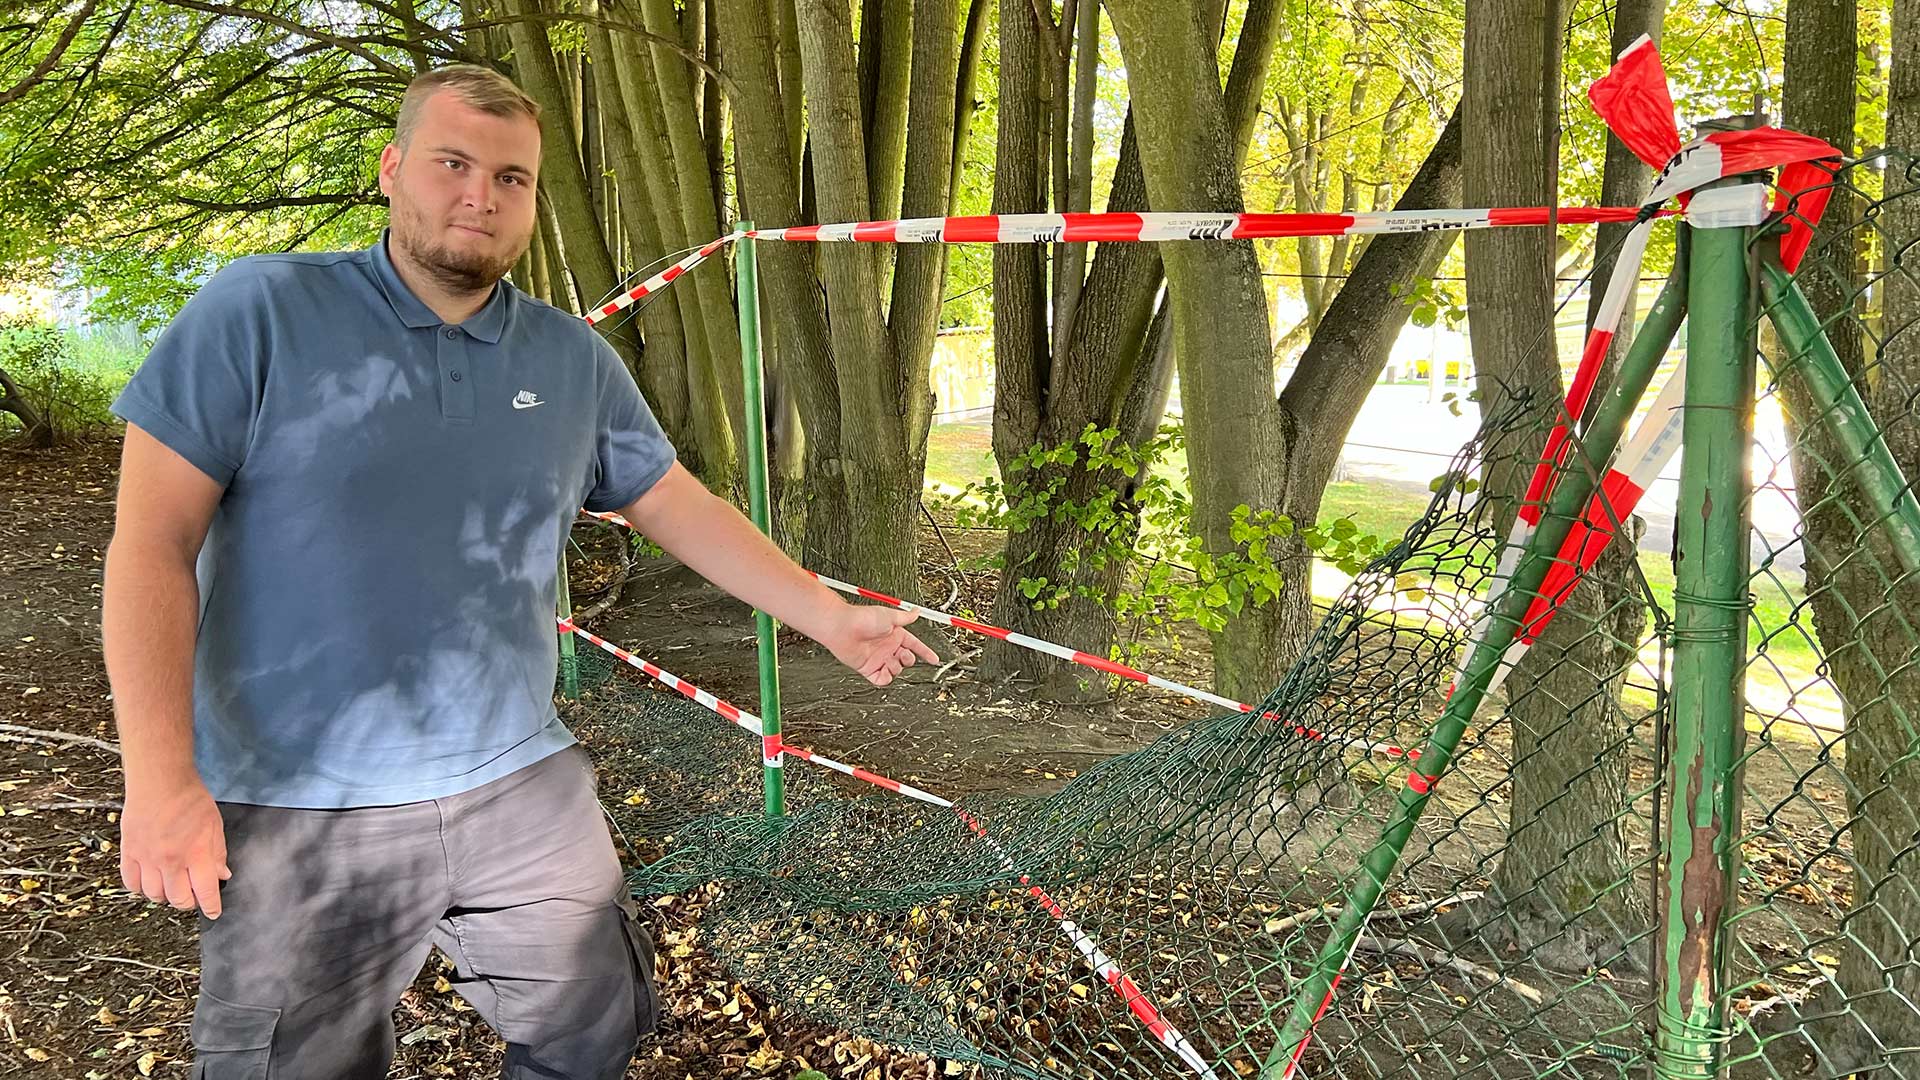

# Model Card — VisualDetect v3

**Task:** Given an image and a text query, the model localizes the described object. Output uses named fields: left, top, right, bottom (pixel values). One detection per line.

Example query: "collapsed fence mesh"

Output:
left=554, top=155, right=1920, bottom=1079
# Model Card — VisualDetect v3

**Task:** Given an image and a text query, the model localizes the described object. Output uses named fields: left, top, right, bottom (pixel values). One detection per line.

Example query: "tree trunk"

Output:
left=585, top=1, right=696, bottom=457
left=981, top=0, right=1270, bottom=699
left=887, top=0, right=957, bottom=458
left=1781, top=0, right=1920, bottom=1068
left=1224, top=0, right=1282, bottom=166
left=600, top=21, right=722, bottom=479
left=581, top=52, right=605, bottom=235
left=1105, top=0, right=1291, bottom=703
left=638, top=0, right=745, bottom=479
left=703, top=0, right=729, bottom=230
left=1048, top=0, right=1101, bottom=365
left=791, top=0, right=925, bottom=601
left=526, top=212, right=553, bottom=305
left=860, top=0, right=912, bottom=227
left=717, top=0, right=844, bottom=558
left=537, top=197, right=578, bottom=314
left=1464, top=0, right=1641, bottom=965
left=979, top=44, right=1160, bottom=699
left=503, top=0, right=623, bottom=340
left=0, top=363, right=52, bottom=448
left=771, top=0, right=806, bottom=183
left=948, top=0, right=990, bottom=211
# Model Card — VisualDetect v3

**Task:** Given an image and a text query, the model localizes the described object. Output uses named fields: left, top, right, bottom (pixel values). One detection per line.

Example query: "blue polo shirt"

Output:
left=111, top=233, right=676, bottom=808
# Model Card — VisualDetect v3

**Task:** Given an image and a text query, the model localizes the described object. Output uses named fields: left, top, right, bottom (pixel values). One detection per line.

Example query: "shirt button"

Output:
left=445, top=328, right=459, bottom=339
left=450, top=370, right=462, bottom=382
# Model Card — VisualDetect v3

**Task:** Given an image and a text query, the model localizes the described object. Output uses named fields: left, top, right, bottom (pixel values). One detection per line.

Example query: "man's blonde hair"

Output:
left=394, top=64, right=541, bottom=149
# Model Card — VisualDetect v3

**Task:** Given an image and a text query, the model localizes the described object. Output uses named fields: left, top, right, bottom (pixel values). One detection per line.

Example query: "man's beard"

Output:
left=391, top=203, right=528, bottom=294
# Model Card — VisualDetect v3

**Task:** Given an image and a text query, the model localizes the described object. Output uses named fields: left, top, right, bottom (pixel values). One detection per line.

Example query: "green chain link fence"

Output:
left=554, top=154, right=1920, bottom=1080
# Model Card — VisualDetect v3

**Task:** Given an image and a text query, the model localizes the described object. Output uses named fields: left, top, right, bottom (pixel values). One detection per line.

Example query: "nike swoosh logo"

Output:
left=512, top=398, right=545, bottom=410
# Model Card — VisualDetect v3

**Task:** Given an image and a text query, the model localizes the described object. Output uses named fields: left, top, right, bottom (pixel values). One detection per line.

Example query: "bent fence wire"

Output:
left=556, top=155, right=1920, bottom=1079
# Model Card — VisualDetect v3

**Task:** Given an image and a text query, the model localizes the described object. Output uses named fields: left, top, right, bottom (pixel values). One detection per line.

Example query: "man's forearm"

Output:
left=101, top=542, right=203, bottom=792
left=623, top=467, right=847, bottom=641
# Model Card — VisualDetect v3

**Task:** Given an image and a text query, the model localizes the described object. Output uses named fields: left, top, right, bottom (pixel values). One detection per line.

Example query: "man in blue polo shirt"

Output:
left=101, top=64, right=934, bottom=1079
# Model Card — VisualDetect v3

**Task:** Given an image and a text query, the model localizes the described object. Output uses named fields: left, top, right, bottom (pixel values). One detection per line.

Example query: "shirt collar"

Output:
left=369, top=229, right=510, bottom=344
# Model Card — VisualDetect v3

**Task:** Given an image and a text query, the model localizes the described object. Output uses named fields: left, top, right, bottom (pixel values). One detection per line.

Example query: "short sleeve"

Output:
left=111, top=261, right=268, bottom=487
left=583, top=336, right=677, bottom=513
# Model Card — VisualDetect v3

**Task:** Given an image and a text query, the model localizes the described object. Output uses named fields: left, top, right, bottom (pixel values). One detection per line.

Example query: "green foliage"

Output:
left=1395, top=277, right=1468, bottom=330
left=0, top=318, right=141, bottom=442
left=1, top=1, right=391, bottom=327
left=928, top=422, right=1388, bottom=652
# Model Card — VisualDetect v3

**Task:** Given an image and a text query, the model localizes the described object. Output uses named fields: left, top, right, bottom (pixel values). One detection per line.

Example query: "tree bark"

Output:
left=639, top=0, right=745, bottom=478
left=503, top=0, right=623, bottom=336
left=602, top=19, right=720, bottom=472
left=537, top=197, right=578, bottom=314
left=1223, top=0, right=1282, bottom=167
left=1048, top=0, right=1101, bottom=366
left=719, top=0, right=846, bottom=559
left=1463, top=0, right=1641, bottom=966
left=981, top=0, right=1266, bottom=699
left=580, top=52, right=605, bottom=233
left=771, top=0, right=806, bottom=183
left=0, top=363, right=52, bottom=448
left=1105, top=0, right=1291, bottom=702
left=887, top=0, right=958, bottom=455
left=948, top=0, right=990, bottom=212
left=791, top=0, right=922, bottom=599
left=861, top=0, right=912, bottom=227
left=585, top=0, right=695, bottom=455
left=525, top=212, right=553, bottom=305
left=1780, top=0, right=1920, bottom=1068
left=703, top=0, right=729, bottom=230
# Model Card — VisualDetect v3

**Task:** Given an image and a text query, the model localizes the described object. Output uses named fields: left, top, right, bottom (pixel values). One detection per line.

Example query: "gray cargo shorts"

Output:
left=189, top=744, right=658, bottom=1079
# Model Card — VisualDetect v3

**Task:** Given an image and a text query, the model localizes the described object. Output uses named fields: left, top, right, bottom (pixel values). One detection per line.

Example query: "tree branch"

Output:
left=1358, top=933, right=1545, bottom=1006
left=0, top=723, right=120, bottom=756
left=169, top=191, right=383, bottom=212
left=153, top=0, right=415, bottom=80
left=456, top=12, right=734, bottom=97
left=0, top=0, right=100, bottom=109
left=1277, top=102, right=1465, bottom=521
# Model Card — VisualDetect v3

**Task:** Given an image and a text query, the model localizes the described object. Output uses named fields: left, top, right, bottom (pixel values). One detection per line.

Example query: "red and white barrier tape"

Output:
left=558, top=616, right=1220, bottom=1078
left=1282, top=35, right=1845, bottom=1080
left=579, top=510, right=1421, bottom=764
left=579, top=194, right=1739, bottom=330
left=950, top=806, right=1222, bottom=1079
left=743, top=207, right=1657, bottom=245
left=585, top=234, right=740, bottom=326
left=561, top=617, right=951, bottom=806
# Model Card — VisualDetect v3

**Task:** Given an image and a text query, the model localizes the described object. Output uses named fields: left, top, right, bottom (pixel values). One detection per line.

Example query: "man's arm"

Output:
left=102, top=424, right=231, bottom=917
left=619, top=463, right=937, bottom=685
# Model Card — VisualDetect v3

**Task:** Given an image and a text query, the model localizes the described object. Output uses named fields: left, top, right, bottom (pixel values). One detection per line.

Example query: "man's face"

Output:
left=378, top=91, right=541, bottom=293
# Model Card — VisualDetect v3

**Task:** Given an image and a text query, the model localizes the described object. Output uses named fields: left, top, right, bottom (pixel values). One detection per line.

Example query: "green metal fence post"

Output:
left=1759, top=261, right=1920, bottom=577
left=1261, top=238, right=1693, bottom=1078
left=1655, top=124, right=1762, bottom=1079
left=557, top=541, right=580, bottom=700
left=735, top=222, right=786, bottom=820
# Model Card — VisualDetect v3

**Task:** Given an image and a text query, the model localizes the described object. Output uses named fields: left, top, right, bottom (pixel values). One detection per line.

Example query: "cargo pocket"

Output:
left=189, top=990, right=279, bottom=1080
left=616, top=896, right=660, bottom=1039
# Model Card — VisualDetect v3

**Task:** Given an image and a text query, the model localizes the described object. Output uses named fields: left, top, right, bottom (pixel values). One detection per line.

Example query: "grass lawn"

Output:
left=923, top=422, right=1824, bottom=688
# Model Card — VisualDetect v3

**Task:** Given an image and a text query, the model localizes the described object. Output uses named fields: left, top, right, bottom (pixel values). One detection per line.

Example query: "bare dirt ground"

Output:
left=0, top=435, right=1214, bottom=1079
left=0, top=435, right=1857, bottom=1079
